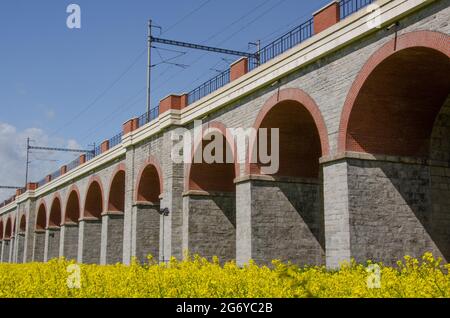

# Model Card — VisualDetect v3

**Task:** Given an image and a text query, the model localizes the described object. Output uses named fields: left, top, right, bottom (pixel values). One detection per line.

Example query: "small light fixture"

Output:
left=386, top=21, right=399, bottom=31
left=159, top=207, right=169, bottom=216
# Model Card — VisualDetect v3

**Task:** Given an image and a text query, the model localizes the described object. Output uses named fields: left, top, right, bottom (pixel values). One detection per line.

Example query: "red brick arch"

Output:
left=5, top=215, right=13, bottom=239
left=185, top=121, right=239, bottom=192
left=107, top=163, right=126, bottom=212
left=135, top=156, right=163, bottom=203
left=19, top=213, right=26, bottom=233
left=83, top=175, right=105, bottom=219
left=245, top=88, right=329, bottom=176
left=35, top=201, right=47, bottom=231
left=48, top=193, right=63, bottom=227
left=64, top=184, right=81, bottom=224
left=338, top=31, right=450, bottom=154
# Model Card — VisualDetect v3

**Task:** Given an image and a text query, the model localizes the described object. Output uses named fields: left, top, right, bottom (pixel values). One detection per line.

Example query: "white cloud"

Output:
left=0, top=122, right=80, bottom=202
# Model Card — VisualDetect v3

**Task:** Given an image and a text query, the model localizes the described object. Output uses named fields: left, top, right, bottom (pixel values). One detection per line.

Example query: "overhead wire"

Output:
left=49, top=0, right=213, bottom=142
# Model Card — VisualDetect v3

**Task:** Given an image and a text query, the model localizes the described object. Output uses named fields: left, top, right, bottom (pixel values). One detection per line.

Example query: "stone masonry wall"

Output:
left=429, top=96, right=450, bottom=260
left=134, top=203, right=160, bottom=263
left=183, top=194, right=236, bottom=262
left=346, top=159, right=437, bottom=265
left=248, top=179, right=324, bottom=266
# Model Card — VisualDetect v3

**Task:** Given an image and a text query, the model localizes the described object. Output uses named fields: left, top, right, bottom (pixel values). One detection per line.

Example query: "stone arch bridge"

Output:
left=1, top=0, right=449, bottom=268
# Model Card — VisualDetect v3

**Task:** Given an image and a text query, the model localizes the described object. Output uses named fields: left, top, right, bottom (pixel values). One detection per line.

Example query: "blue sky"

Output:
left=0, top=0, right=330, bottom=200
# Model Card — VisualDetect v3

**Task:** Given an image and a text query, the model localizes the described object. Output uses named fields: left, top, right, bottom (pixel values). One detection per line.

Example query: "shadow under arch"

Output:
left=184, top=121, right=238, bottom=263
left=134, top=157, right=163, bottom=263
left=337, top=31, right=450, bottom=264
left=33, top=202, right=47, bottom=262
left=243, top=87, right=328, bottom=266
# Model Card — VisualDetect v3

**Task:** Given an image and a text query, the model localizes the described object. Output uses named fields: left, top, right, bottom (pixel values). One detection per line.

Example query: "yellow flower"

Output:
left=0, top=253, right=448, bottom=298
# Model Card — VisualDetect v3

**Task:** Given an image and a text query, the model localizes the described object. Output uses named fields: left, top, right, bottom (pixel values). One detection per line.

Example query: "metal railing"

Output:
left=138, top=111, right=148, bottom=128
left=138, top=106, right=159, bottom=128
left=109, top=131, right=123, bottom=149
left=50, top=169, right=61, bottom=181
left=340, top=0, right=374, bottom=19
left=86, top=145, right=101, bottom=161
left=0, top=196, right=15, bottom=208
left=37, top=177, right=47, bottom=188
left=187, top=0, right=374, bottom=104
left=187, top=69, right=230, bottom=105
left=66, top=157, right=80, bottom=173
left=249, top=18, right=314, bottom=71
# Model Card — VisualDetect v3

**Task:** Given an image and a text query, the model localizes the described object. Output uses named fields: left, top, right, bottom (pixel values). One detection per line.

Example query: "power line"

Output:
left=54, top=0, right=310, bottom=150
left=150, top=0, right=278, bottom=95
left=180, top=0, right=329, bottom=91
left=78, top=87, right=147, bottom=143
left=257, top=0, right=330, bottom=44
left=179, top=0, right=290, bottom=91
left=77, top=60, right=178, bottom=144
left=49, top=0, right=213, bottom=145
left=134, top=0, right=278, bottom=98
left=152, top=46, right=188, bottom=67
left=161, top=0, right=213, bottom=35
left=217, top=0, right=289, bottom=47
left=198, top=0, right=272, bottom=46
left=49, top=48, right=147, bottom=138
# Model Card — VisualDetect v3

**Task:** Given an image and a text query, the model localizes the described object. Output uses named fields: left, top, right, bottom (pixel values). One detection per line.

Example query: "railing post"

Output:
left=123, top=118, right=139, bottom=135
left=313, top=1, right=340, bottom=34
left=230, top=57, right=249, bottom=82
left=100, top=140, right=110, bottom=154
left=159, top=94, right=188, bottom=114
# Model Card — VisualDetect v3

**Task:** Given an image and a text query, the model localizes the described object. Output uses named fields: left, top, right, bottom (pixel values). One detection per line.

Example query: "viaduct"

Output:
left=0, top=0, right=449, bottom=268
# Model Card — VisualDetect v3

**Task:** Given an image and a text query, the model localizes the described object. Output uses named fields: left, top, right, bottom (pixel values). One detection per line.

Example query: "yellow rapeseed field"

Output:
left=0, top=253, right=449, bottom=298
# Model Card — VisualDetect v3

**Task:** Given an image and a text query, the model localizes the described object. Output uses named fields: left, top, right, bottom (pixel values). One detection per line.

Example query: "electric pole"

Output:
left=25, top=137, right=30, bottom=186
left=146, top=19, right=152, bottom=121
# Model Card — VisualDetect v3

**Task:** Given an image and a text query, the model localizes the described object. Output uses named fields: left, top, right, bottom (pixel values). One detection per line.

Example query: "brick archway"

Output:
left=185, top=121, right=238, bottom=192
left=338, top=31, right=450, bottom=155
left=184, top=120, right=238, bottom=262
left=83, top=176, right=104, bottom=219
left=246, top=88, right=329, bottom=177
left=134, top=156, right=163, bottom=263
left=35, top=201, right=47, bottom=230
left=48, top=193, right=63, bottom=227
left=19, top=214, right=26, bottom=233
left=107, top=163, right=126, bottom=212
left=135, top=156, right=163, bottom=203
left=64, top=185, right=81, bottom=224
left=333, top=30, right=450, bottom=265
left=5, top=216, right=13, bottom=239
